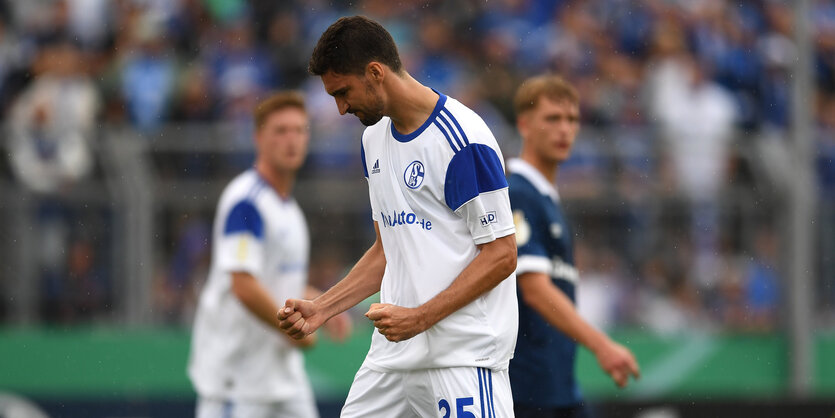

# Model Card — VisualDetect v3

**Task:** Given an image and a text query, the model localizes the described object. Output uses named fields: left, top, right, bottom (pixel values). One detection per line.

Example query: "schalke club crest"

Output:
left=404, top=161, right=425, bottom=189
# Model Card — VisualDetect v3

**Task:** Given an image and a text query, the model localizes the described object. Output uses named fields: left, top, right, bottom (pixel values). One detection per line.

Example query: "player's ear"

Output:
left=253, top=125, right=264, bottom=150
left=366, top=62, right=384, bottom=83
left=516, top=114, right=528, bottom=138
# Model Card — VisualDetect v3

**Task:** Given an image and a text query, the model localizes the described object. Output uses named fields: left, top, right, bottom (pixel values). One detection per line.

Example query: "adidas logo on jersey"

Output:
left=371, top=159, right=381, bottom=174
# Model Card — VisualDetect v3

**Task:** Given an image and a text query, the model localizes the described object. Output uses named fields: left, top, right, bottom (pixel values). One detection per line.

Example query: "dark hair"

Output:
left=309, top=15, right=403, bottom=76
left=514, top=74, right=579, bottom=116
left=254, top=91, right=306, bottom=129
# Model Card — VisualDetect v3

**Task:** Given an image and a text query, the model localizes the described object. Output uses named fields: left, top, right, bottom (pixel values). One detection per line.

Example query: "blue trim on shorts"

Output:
left=478, top=368, right=486, bottom=418
left=478, top=367, right=496, bottom=418
left=488, top=369, right=496, bottom=417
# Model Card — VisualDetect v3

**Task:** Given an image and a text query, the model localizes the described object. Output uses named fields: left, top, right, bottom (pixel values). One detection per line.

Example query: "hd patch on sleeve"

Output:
left=479, top=211, right=497, bottom=227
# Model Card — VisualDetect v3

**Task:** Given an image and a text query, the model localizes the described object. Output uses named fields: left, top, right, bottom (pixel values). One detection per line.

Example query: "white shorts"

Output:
left=341, top=363, right=513, bottom=418
left=196, top=395, right=319, bottom=418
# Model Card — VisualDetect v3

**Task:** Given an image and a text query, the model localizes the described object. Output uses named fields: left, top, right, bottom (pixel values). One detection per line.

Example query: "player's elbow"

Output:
left=231, top=283, right=247, bottom=303
left=493, top=235, right=517, bottom=279
left=231, top=273, right=255, bottom=303
left=499, top=249, right=517, bottom=279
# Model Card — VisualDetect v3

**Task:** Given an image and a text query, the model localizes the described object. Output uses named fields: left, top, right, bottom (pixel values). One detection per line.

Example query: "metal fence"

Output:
left=1, top=123, right=832, bottom=333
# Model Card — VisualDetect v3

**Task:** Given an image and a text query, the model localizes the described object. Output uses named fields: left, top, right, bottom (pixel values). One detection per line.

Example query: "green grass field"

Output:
left=1, top=325, right=834, bottom=402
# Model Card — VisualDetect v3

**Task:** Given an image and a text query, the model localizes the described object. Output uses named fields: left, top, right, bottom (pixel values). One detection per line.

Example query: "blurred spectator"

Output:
left=575, top=244, right=628, bottom=332
left=636, top=254, right=710, bottom=335
left=153, top=218, right=210, bottom=325
left=203, top=0, right=247, bottom=23
left=0, top=18, right=28, bottom=115
left=450, top=79, right=517, bottom=155
left=410, top=15, right=465, bottom=94
left=7, top=41, right=98, bottom=193
left=41, top=237, right=110, bottom=323
left=648, top=45, right=738, bottom=205
left=65, top=0, right=112, bottom=51
left=714, top=227, right=780, bottom=332
left=648, top=35, right=737, bottom=288
left=118, top=13, right=177, bottom=132
left=170, top=64, right=216, bottom=122
left=714, top=254, right=748, bottom=330
left=13, top=0, right=72, bottom=46
left=757, top=1, right=794, bottom=128
left=204, top=19, right=273, bottom=171
left=742, top=228, right=780, bottom=331
left=816, top=1, right=835, bottom=94
left=207, top=20, right=274, bottom=119
left=478, top=27, right=522, bottom=118
left=264, top=11, right=310, bottom=88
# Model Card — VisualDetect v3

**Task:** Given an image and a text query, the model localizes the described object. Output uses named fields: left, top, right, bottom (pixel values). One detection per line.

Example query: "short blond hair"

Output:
left=254, top=91, right=306, bottom=129
left=513, top=75, right=579, bottom=116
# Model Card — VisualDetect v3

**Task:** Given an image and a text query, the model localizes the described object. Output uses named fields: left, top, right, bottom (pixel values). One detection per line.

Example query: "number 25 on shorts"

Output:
left=438, top=397, right=476, bottom=418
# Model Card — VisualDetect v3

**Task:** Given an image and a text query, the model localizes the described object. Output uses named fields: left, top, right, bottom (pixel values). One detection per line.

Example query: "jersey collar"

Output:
left=250, top=168, right=294, bottom=204
left=507, top=158, right=560, bottom=202
left=390, top=88, right=447, bottom=142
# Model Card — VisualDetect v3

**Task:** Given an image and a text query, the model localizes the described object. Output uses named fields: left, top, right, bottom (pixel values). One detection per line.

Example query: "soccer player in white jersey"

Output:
left=188, top=91, right=351, bottom=418
left=277, top=16, right=519, bottom=417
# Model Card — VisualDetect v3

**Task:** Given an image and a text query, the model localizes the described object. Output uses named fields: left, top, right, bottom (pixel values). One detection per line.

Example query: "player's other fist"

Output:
left=278, top=299, right=321, bottom=339
left=365, top=303, right=428, bottom=342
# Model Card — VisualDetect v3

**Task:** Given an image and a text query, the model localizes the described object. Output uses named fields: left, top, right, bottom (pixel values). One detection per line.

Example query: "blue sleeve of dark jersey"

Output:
left=509, top=182, right=548, bottom=258
left=444, top=144, right=508, bottom=211
left=224, top=200, right=264, bottom=239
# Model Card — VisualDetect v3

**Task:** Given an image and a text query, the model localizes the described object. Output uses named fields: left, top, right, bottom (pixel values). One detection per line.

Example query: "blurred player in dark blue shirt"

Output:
left=507, top=75, right=641, bottom=418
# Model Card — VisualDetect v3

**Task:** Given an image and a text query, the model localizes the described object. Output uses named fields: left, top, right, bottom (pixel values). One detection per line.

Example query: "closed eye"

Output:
left=330, top=87, right=349, bottom=97
left=545, top=114, right=580, bottom=123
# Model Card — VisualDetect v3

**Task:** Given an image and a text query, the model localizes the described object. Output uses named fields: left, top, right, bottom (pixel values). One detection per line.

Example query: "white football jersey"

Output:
left=360, top=91, right=518, bottom=372
left=188, top=169, right=312, bottom=401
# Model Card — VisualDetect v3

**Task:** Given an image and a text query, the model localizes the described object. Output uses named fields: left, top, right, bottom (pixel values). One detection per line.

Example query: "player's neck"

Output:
left=520, top=153, right=559, bottom=184
left=386, top=73, right=439, bottom=135
left=254, top=161, right=295, bottom=200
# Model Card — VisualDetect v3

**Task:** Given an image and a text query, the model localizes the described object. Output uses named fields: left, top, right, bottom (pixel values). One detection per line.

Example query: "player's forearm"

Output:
left=417, top=234, right=516, bottom=329
left=519, top=273, right=609, bottom=354
left=314, top=239, right=386, bottom=320
left=232, top=272, right=316, bottom=347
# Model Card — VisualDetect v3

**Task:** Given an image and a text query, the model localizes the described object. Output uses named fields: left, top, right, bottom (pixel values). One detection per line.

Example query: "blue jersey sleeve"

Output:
left=218, top=199, right=265, bottom=276
left=444, top=144, right=508, bottom=211
left=509, top=181, right=551, bottom=275
left=224, top=200, right=264, bottom=239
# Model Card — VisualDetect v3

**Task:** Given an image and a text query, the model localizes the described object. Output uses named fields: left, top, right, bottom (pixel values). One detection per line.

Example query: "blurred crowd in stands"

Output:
left=1, top=0, right=833, bottom=332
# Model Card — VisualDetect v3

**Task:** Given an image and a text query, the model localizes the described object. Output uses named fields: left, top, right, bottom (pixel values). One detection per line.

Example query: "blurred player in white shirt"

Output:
left=278, top=16, right=519, bottom=417
left=188, top=91, right=351, bottom=418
